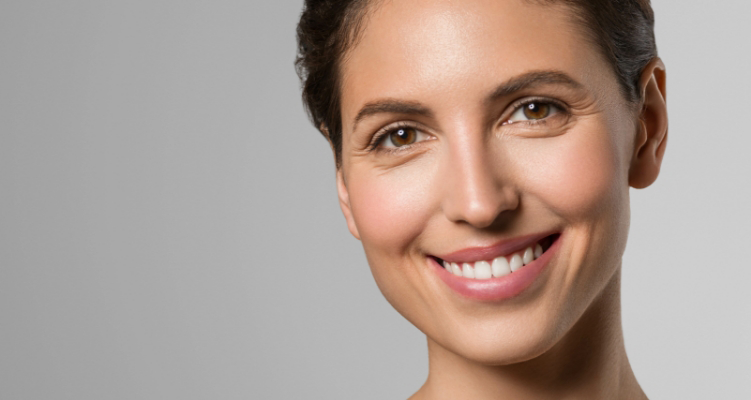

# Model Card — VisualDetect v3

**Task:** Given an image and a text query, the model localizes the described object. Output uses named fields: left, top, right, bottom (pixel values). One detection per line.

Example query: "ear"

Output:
left=336, top=168, right=361, bottom=240
left=629, top=58, right=668, bottom=189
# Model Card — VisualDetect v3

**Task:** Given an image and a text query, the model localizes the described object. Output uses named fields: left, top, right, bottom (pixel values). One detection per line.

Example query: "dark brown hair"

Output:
left=295, top=0, right=657, bottom=167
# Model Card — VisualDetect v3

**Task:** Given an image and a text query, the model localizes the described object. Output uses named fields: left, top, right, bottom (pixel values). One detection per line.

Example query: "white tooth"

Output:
left=491, top=256, right=511, bottom=277
left=510, top=254, right=524, bottom=272
left=462, top=263, right=475, bottom=279
left=534, top=243, right=543, bottom=259
left=451, top=262, right=462, bottom=276
left=474, top=261, right=492, bottom=280
left=523, top=247, right=534, bottom=265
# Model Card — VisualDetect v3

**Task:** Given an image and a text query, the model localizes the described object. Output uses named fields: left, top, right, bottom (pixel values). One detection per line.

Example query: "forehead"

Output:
left=340, top=0, right=611, bottom=125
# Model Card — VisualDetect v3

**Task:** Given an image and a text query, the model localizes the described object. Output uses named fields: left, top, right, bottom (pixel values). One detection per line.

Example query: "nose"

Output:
left=441, top=134, right=519, bottom=229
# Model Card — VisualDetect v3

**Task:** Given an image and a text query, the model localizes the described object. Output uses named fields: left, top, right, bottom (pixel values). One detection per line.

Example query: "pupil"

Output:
left=524, top=102, right=549, bottom=119
left=392, top=128, right=415, bottom=146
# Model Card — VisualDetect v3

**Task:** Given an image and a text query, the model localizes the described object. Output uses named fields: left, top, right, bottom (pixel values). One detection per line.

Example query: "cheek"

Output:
left=513, top=124, right=627, bottom=218
left=347, top=164, right=436, bottom=255
left=344, top=163, right=439, bottom=313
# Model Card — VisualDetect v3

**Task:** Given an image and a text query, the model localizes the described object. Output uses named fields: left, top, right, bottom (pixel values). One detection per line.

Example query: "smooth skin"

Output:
left=334, top=0, right=667, bottom=398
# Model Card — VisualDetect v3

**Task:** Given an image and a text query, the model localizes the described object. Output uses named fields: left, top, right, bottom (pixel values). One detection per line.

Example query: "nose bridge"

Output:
left=442, top=121, right=517, bottom=228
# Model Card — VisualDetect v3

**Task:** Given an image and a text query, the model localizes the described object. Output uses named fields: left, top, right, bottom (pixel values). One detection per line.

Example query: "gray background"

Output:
left=1, top=1, right=749, bottom=399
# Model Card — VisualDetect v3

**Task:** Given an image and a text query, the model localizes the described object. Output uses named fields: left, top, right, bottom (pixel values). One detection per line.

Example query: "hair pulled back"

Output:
left=295, top=0, right=657, bottom=167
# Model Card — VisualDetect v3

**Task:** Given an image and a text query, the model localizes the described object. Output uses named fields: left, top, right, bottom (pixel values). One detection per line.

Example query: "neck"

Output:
left=413, top=269, right=645, bottom=400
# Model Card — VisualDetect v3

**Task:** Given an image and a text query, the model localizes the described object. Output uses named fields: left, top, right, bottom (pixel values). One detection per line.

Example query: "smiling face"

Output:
left=335, top=0, right=659, bottom=364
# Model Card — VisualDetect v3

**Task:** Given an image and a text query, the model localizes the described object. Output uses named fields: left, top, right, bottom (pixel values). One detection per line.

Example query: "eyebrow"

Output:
left=351, top=70, right=583, bottom=131
left=484, top=70, right=584, bottom=104
left=352, top=100, right=433, bottom=132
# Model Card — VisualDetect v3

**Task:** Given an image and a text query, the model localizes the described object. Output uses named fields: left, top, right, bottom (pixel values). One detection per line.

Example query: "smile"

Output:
left=437, top=234, right=557, bottom=279
left=429, top=233, right=561, bottom=301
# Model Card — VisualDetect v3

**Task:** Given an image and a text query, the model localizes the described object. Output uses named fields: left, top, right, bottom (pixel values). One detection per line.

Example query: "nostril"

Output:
left=442, top=185, right=521, bottom=230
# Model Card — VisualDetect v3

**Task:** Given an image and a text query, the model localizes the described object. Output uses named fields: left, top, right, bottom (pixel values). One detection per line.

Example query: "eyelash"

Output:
left=368, top=121, right=423, bottom=152
left=367, top=98, right=569, bottom=152
left=503, top=97, right=568, bottom=126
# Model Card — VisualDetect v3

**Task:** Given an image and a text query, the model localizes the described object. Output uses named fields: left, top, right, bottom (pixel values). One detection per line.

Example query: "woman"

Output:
left=296, top=0, right=667, bottom=398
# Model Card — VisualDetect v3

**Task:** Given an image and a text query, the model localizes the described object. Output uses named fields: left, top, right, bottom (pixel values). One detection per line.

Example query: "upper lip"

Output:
left=433, top=231, right=557, bottom=264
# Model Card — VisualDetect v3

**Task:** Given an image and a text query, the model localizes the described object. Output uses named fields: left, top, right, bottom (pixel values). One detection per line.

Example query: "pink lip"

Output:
left=430, top=233, right=562, bottom=302
left=436, top=231, right=557, bottom=263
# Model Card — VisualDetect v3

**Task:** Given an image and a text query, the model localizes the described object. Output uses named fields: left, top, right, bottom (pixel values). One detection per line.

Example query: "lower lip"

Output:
left=430, top=234, right=562, bottom=302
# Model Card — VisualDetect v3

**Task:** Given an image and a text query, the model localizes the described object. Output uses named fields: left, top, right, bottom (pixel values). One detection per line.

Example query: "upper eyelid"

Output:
left=507, top=96, right=567, bottom=113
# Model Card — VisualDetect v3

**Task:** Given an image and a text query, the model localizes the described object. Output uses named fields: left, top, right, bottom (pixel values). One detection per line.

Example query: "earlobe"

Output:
left=336, top=169, right=361, bottom=240
left=629, top=58, right=668, bottom=189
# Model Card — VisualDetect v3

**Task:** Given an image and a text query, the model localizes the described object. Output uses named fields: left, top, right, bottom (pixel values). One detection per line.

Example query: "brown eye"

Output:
left=389, top=127, right=417, bottom=147
left=505, top=100, right=561, bottom=125
left=522, top=102, right=550, bottom=119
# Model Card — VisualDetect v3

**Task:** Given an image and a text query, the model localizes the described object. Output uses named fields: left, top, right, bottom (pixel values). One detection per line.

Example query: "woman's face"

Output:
left=337, top=0, right=644, bottom=363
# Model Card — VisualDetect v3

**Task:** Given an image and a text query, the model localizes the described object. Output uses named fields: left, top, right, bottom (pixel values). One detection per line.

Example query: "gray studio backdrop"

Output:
left=1, top=1, right=749, bottom=399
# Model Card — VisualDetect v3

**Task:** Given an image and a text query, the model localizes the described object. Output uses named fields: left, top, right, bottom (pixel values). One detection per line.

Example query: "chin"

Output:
left=452, top=323, right=565, bottom=366
left=432, top=292, right=573, bottom=364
